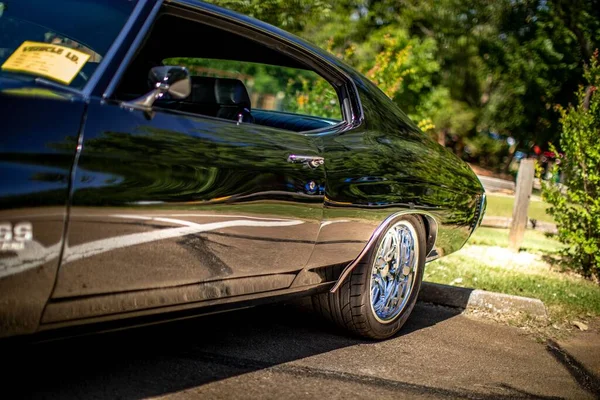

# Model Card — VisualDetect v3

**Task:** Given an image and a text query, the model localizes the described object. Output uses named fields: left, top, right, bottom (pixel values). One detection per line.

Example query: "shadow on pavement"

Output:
left=1, top=303, right=557, bottom=399
left=546, top=339, right=600, bottom=398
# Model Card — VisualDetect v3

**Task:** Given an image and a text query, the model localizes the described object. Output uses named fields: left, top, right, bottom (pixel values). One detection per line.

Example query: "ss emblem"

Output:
left=0, top=222, right=33, bottom=251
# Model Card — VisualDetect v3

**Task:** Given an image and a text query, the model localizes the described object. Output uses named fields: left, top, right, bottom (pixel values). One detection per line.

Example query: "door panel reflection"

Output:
left=0, top=92, right=83, bottom=336
left=54, top=102, right=325, bottom=299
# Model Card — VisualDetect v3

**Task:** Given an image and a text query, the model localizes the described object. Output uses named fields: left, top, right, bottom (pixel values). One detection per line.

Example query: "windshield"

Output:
left=0, top=0, right=138, bottom=89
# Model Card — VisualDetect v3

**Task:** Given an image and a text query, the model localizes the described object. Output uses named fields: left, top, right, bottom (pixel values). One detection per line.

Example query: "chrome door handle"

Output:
left=287, top=155, right=324, bottom=169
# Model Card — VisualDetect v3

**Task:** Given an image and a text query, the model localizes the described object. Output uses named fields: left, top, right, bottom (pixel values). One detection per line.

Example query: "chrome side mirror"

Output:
left=127, top=66, right=191, bottom=109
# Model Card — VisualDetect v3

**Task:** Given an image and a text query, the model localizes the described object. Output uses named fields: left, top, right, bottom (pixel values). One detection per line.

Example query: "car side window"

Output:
left=163, top=58, right=342, bottom=122
left=114, top=13, right=344, bottom=133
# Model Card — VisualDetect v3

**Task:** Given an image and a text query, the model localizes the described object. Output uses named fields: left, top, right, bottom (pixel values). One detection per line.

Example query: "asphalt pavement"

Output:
left=4, top=302, right=599, bottom=399
left=477, top=175, right=516, bottom=193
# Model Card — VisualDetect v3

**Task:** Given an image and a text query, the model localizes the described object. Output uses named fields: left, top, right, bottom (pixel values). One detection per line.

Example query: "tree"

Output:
left=204, top=0, right=331, bottom=33
left=541, top=51, right=600, bottom=280
left=208, top=0, right=600, bottom=173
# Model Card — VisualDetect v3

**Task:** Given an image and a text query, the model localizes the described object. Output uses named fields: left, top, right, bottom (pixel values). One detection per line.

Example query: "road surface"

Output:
left=4, top=302, right=598, bottom=399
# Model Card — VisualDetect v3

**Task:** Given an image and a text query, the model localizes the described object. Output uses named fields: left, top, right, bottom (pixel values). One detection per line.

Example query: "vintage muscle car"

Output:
left=0, top=0, right=485, bottom=340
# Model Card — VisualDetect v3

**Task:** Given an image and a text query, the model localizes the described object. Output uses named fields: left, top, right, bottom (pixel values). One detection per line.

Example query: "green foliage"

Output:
left=203, top=0, right=331, bottom=33
left=307, top=16, right=443, bottom=125
left=284, top=76, right=341, bottom=119
left=357, top=29, right=439, bottom=114
left=305, top=25, right=443, bottom=129
left=415, top=87, right=476, bottom=141
left=165, top=57, right=293, bottom=94
left=164, top=57, right=341, bottom=119
left=204, top=0, right=600, bottom=171
left=463, top=132, right=510, bottom=168
left=541, top=52, right=600, bottom=280
left=302, top=0, right=599, bottom=168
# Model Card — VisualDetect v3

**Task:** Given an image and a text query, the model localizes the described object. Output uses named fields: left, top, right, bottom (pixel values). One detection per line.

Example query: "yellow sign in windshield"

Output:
left=1, top=41, right=90, bottom=85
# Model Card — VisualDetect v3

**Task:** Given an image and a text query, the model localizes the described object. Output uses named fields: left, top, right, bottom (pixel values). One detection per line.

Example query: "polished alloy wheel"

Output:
left=313, top=214, right=425, bottom=339
left=369, top=220, right=419, bottom=323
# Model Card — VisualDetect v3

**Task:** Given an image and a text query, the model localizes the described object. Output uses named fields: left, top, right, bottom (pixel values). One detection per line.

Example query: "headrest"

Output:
left=189, top=76, right=217, bottom=104
left=189, top=76, right=251, bottom=109
left=214, top=78, right=251, bottom=109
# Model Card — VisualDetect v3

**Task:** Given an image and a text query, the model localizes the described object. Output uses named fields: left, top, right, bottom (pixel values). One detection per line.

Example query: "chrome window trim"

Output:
left=123, top=101, right=346, bottom=138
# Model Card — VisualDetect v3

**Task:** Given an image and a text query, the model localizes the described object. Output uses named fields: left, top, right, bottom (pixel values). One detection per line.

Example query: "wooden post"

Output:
left=509, top=159, right=535, bottom=251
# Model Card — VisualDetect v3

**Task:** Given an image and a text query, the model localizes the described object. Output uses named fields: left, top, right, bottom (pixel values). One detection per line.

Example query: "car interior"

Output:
left=178, top=76, right=255, bottom=123
left=115, top=13, right=343, bottom=132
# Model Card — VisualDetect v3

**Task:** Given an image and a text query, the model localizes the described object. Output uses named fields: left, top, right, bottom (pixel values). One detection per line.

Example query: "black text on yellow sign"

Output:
left=1, top=41, right=90, bottom=85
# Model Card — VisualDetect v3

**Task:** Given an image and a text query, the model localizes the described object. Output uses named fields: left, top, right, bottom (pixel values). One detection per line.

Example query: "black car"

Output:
left=0, top=0, right=485, bottom=340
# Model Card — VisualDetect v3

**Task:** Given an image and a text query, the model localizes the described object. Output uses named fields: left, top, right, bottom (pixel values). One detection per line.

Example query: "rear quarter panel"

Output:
left=307, top=78, right=483, bottom=272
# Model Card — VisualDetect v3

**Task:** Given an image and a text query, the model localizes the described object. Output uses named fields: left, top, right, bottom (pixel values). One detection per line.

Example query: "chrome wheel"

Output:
left=369, top=220, right=419, bottom=323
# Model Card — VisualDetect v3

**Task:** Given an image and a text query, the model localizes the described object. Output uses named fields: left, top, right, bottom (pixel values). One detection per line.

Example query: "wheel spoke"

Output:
left=385, top=276, right=400, bottom=309
left=370, top=221, right=418, bottom=322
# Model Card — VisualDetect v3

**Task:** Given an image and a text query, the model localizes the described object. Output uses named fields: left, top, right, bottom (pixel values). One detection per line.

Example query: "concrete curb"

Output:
left=419, top=282, right=548, bottom=319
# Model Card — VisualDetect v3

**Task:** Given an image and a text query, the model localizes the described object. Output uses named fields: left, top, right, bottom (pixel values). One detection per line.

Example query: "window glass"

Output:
left=0, top=0, right=138, bottom=88
left=164, top=57, right=342, bottom=121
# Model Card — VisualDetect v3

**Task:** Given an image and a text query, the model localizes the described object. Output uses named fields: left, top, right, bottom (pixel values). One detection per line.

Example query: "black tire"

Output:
left=312, top=215, right=426, bottom=340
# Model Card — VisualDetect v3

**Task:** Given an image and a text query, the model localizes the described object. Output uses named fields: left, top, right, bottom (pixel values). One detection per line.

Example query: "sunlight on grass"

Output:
left=486, top=194, right=554, bottom=223
left=469, top=227, right=564, bottom=253
left=425, top=228, right=600, bottom=322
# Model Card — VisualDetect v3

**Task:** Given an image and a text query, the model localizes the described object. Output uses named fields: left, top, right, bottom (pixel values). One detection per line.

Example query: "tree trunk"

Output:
left=455, top=135, right=465, bottom=159
left=437, top=129, right=447, bottom=146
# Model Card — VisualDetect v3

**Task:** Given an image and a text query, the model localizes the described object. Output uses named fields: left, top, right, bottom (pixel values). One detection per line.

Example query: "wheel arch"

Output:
left=421, top=214, right=439, bottom=261
left=329, top=210, right=438, bottom=293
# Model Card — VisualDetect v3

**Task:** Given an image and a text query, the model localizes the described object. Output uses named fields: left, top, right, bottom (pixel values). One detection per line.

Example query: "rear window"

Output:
left=0, top=0, right=138, bottom=88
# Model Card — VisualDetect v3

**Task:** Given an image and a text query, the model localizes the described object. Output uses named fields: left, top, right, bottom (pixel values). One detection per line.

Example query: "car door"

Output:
left=0, top=0, right=152, bottom=336
left=41, top=2, right=354, bottom=323
left=0, top=86, right=85, bottom=336
left=49, top=98, right=326, bottom=302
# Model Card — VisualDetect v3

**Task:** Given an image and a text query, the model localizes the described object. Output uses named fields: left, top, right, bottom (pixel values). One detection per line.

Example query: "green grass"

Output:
left=426, top=228, right=600, bottom=322
left=486, top=194, right=554, bottom=223
left=469, top=227, right=564, bottom=253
